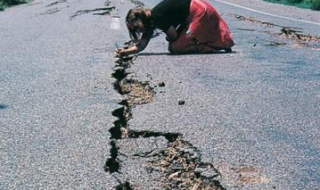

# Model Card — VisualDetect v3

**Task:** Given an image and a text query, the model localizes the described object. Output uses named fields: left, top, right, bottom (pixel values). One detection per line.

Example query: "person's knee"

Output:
left=168, top=43, right=178, bottom=54
left=168, top=42, right=187, bottom=54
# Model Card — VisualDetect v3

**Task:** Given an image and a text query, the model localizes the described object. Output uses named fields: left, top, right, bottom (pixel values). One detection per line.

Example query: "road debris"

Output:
left=178, top=100, right=186, bottom=105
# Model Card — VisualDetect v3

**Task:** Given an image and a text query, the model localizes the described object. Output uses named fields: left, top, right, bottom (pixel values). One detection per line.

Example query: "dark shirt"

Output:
left=151, top=0, right=191, bottom=32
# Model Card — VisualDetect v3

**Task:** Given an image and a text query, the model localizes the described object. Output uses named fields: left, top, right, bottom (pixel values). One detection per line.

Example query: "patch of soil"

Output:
left=149, top=137, right=224, bottom=190
left=119, top=79, right=154, bottom=107
left=231, top=166, right=270, bottom=187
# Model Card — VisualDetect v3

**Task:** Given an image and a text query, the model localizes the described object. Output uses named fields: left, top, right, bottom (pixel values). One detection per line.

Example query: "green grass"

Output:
left=263, top=0, right=320, bottom=10
left=1, top=0, right=319, bottom=11
left=0, top=0, right=31, bottom=11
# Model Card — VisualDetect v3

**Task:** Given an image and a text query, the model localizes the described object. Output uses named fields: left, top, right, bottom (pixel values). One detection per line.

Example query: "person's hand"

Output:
left=114, top=48, right=127, bottom=58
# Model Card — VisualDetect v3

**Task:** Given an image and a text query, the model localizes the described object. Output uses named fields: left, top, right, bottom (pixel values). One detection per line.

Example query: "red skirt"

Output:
left=169, top=0, right=234, bottom=53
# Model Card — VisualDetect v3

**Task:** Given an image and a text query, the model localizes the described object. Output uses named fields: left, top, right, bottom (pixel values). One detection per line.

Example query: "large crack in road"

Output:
left=232, top=14, right=320, bottom=49
left=105, top=55, right=226, bottom=189
left=62, top=1, right=318, bottom=188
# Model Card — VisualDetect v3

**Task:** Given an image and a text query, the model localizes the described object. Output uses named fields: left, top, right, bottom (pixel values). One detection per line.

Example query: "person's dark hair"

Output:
left=125, top=8, right=154, bottom=41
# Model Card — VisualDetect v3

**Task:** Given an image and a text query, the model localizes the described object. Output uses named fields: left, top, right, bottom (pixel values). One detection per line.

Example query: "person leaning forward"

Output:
left=114, top=0, right=234, bottom=57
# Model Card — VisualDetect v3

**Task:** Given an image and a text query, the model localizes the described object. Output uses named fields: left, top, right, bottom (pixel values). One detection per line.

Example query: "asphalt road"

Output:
left=0, top=0, right=122, bottom=189
left=118, top=0, right=320, bottom=189
left=1, top=0, right=319, bottom=189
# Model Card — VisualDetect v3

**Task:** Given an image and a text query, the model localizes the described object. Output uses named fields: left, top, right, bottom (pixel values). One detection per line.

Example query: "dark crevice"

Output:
left=233, top=14, right=283, bottom=27
left=112, top=67, right=128, bottom=94
left=118, top=99, right=129, bottom=107
left=45, top=0, right=67, bottom=7
left=115, top=56, right=134, bottom=64
left=70, top=6, right=115, bottom=19
left=115, top=181, right=133, bottom=190
left=106, top=53, right=134, bottom=185
left=109, top=107, right=128, bottom=140
left=112, top=67, right=127, bottom=82
left=212, top=181, right=227, bottom=190
left=93, top=11, right=112, bottom=16
left=108, top=123, right=123, bottom=140
left=109, top=99, right=131, bottom=140
left=104, top=140, right=120, bottom=173
left=128, top=130, right=181, bottom=143
left=41, top=8, right=60, bottom=15
left=107, top=50, right=134, bottom=180
left=111, top=107, right=127, bottom=126
left=130, top=0, right=145, bottom=8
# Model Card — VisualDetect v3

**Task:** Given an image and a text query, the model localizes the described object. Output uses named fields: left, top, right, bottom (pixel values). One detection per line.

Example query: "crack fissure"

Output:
left=107, top=54, right=225, bottom=189
left=70, top=2, right=115, bottom=20
left=128, top=130, right=181, bottom=143
left=232, top=14, right=320, bottom=44
left=45, top=0, right=67, bottom=7
left=104, top=140, right=120, bottom=174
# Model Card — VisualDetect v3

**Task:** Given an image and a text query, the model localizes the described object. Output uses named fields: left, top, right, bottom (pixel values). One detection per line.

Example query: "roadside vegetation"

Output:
left=1, top=0, right=319, bottom=11
left=0, top=0, right=30, bottom=11
left=263, top=0, right=320, bottom=10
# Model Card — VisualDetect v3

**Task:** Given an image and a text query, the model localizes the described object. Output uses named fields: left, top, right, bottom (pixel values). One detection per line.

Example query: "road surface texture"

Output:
left=1, top=0, right=319, bottom=189
left=0, top=0, right=122, bottom=189
left=111, top=0, right=320, bottom=189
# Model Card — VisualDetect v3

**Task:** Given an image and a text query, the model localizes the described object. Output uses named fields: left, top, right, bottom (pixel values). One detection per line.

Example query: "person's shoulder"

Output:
left=153, top=0, right=190, bottom=9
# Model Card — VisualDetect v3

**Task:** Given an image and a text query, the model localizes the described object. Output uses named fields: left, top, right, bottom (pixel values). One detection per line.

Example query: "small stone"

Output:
left=158, top=82, right=165, bottom=87
left=168, top=171, right=181, bottom=180
left=178, top=100, right=185, bottom=105
left=201, top=170, right=219, bottom=178
left=195, top=167, right=205, bottom=174
left=145, top=166, right=154, bottom=173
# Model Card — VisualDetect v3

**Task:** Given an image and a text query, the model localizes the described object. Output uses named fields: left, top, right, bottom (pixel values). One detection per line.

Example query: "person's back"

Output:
left=151, top=0, right=191, bottom=32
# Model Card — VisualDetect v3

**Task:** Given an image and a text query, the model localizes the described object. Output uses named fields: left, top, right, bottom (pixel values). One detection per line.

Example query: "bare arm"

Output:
left=115, top=33, right=151, bottom=57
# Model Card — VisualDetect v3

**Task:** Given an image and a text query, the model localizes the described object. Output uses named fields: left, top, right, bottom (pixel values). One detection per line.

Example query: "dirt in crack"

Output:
left=119, top=78, right=154, bottom=107
left=70, top=1, right=115, bottom=20
left=108, top=51, right=224, bottom=189
left=279, top=27, right=320, bottom=42
left=146, top=137, right=225, bottom=190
